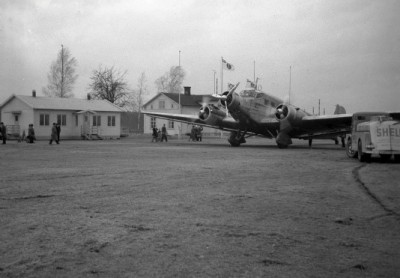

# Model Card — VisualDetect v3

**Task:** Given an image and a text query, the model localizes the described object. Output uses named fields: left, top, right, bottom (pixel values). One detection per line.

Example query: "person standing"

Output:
left=0, top=122, right=7, bottom=144
left=152, top=127, right=158, bottom=142
left=56, top=123, right=61, bottom=142
left=49, top=123, right=59, bottom=144
left=27, top=124, right=36, bottom=143
left=161, top=124, right=168, bottom=142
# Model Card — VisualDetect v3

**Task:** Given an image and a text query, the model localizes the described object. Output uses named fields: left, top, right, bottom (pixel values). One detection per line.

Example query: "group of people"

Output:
left=0, top=122, right=61, bottom=144
left=151, top=124, right=168, bottom=142
left=189, top=125, right=203, bottom=142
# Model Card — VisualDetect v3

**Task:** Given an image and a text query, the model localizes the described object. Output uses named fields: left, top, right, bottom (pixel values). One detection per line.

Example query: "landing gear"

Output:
left=228, top=130, right=246, bottom=147
left=308, top=138, right=313, bottom=148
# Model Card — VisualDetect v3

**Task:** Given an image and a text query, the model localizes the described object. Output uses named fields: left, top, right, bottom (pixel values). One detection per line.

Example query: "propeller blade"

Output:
left=211, top=94, right=227, bottom=100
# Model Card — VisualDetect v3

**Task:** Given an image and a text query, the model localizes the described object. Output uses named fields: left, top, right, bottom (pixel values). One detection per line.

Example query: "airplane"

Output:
left=142, top=81, right=352, bottom=148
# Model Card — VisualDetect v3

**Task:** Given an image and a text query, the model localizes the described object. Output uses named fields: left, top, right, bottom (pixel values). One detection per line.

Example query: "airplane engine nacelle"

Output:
left=198, top=105, right=226, bottom=126
left=226, top=92, right=240, bottom=111
left=275, top=104, right=307, bottom=131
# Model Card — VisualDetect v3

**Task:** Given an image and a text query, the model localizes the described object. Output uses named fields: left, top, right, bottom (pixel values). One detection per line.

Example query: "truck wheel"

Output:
left=357, top=140, right=371, bottom=162
left=346, top=137, right=357, bottom=158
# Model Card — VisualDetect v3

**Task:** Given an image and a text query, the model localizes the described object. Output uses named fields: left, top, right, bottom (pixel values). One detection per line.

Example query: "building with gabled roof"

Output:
left=0, top=92, right=123, bottom=140
left=142, top=87, right=221, bottom=137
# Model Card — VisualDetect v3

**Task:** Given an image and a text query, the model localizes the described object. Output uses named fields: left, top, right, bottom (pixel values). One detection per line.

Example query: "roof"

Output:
left=143, top=92, right=219, bottom=108
left=1, top=95, right=123, bottom=112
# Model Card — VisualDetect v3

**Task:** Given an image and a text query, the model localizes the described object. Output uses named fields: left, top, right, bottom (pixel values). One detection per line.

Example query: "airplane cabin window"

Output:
left=240, top=90, right=256, bottom=97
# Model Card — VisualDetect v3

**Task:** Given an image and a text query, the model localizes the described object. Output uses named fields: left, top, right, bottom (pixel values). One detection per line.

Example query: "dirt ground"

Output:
left=1, top=136, right=399, bottom=278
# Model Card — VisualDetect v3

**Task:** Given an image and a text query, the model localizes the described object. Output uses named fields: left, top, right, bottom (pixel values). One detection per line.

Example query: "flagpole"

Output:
left=178, top=50, right=181, bottom=139
left=221, top=57, right=223, bottom=94
left=253, top=60, right=255, bottom=84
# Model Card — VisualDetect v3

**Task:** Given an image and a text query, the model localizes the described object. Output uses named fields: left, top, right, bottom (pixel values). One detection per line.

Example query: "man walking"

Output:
left=49, top=123, right=59, bottom=144
left=56, top=123, right=61, bottom=142
left=161, top=124, right=168, bottom=142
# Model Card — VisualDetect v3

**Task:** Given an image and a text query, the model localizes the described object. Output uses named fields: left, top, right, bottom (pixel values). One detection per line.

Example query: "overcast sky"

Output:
left=1, top=0, right=399, bottom=113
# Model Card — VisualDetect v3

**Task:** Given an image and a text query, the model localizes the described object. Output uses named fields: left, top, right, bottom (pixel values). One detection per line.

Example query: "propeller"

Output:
left=199, top=95, right=211, bottom=120
left=211, top=82, right=240, bottom=100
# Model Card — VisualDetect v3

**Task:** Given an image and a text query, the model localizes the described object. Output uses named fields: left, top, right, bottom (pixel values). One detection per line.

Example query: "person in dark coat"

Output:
left=0, top=122, right=7, bottom=144
left=152, top=127, right=158, bottom=142
left=56, top=123, right=61, bottom=142
left=161, top=124, right=168, bottom=142
left=27, top=124, right=36, bottom=143
left=49, top=123, right=59, bottom=144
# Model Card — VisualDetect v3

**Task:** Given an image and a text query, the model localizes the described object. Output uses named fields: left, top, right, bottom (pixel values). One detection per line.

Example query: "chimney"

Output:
left=87, top=93, right=91, bottom=100
left=184, top=86, right=191, bottom=96
left=32, top=90, right=36, bottom=97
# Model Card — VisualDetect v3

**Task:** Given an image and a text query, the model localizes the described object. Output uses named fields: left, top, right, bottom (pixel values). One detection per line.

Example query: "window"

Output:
left=150, top=104, right=153, bottom=109
left=171, top=103, right=174, bottom=109
left=57, top=114, right=67, bottom=126
left=168, top=121, right=174, bottom=129
left=108, top=116, right=116, bottom=126
left=40, top=114, right=50, bottom=126
left=150, top=117, right=156, bottom=129
left=75, top=115, right=78, bottom=126
left=93, top=115, right=101, bottom=126
left=159, top=100, right=165, bottom=109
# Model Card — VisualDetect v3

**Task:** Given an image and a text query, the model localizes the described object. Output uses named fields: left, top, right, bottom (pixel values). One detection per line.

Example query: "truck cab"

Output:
left=346, top=112, right=400, bottom=162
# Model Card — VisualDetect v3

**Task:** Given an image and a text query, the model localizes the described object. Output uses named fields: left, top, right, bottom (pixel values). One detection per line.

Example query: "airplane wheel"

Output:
left=277, top=143, right=288, bottom=149
left=346, top=137, right=357, bottom=158
left=394, top=155, right=400, bottom=163
left=228, top=132, right=241, bottom=147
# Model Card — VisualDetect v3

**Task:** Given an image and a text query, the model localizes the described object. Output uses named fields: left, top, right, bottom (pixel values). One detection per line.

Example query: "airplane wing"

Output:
left=290, top=114, right=353, bottom=139
left=142, top=111, right=240, bottom=131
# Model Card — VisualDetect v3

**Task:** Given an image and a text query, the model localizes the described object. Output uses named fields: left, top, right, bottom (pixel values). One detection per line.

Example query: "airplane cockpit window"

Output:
left=240, top=89, right=256, bottom=97
left=255, top=93, right=264, bottom=98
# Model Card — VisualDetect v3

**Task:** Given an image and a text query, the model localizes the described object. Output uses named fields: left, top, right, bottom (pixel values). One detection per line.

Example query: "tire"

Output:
left=346, top=137, right=357, bottom=158
left=357, top=140, right=371, bottom=162
left=228, top=133, right=240, bottom=147
left=394, top=155, right=400, bottom=163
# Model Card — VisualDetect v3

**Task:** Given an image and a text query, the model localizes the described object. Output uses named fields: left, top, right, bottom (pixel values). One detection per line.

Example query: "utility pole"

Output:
left=318, top=99, right=321, bottom=116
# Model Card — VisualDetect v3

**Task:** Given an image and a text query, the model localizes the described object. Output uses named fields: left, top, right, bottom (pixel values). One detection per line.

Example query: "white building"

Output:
left=0, top=92, right=123, bottom=140
left=142, top=87, right=222, bottom=137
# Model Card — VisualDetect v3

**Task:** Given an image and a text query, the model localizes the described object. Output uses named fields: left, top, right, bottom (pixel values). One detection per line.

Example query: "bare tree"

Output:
left=88, top=65, right=131, bottom=107
left=155, top=66, right=185, bottom=93
left=43, top=45, right=78, bottom=98
left=134, top=72, right=148, bottom=129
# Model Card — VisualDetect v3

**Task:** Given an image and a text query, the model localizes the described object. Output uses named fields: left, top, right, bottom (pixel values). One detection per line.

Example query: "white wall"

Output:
left=1, top=97, right=34, bottom=136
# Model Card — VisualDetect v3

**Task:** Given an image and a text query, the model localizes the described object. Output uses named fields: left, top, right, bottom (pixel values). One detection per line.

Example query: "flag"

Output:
left=222, top=58, right=235, bottom=71
left=246, top=79, right=256, bottom=88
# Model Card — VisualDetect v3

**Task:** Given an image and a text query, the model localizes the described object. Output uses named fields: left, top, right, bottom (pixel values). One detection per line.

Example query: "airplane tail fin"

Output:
left=334, top=104, right=346, bottom=115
